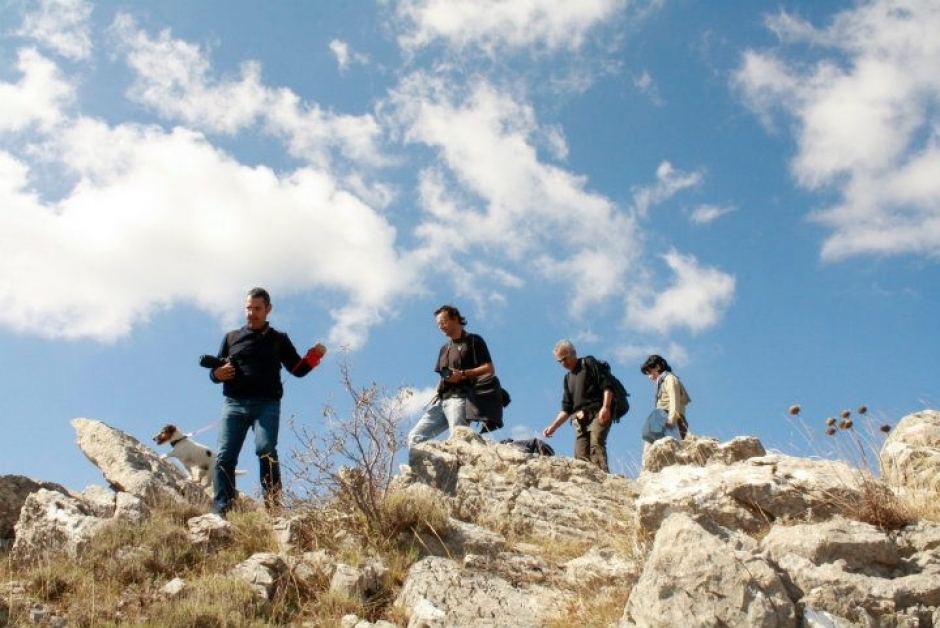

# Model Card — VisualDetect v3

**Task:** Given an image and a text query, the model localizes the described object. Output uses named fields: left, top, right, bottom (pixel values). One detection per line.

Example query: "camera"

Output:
left=199, top=355, right=226, bottom=369
left=439, top=367, right=452, bottom=378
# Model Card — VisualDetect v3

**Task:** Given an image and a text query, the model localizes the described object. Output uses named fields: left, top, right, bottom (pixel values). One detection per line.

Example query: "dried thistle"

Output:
left=880, top=424, right=891, bottom=433
left=788, top=404, right=801, bottom=415
left=840, top=418, right=854, bottom=430
left=857, top=404, right=868, bottom=415
left=826, top=426, right=837, bottom=436
left=840, top=409, right=851, bottom=419
left=826, top=417, right=837, bottom=427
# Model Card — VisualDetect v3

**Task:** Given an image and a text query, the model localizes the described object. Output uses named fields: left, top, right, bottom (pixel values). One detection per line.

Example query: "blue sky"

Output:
left=2, top=0, right=938, bottom=492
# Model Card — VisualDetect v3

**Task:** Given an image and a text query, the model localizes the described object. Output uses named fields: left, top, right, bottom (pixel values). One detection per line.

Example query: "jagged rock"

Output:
left=231, top=552, right=289, bottom=601
left=404, top=426, right=638, bottom=541
left=621, top=512, right=796, bottom=628
left=417, top=517, right=506, bottom=558
left=11, top=488, right=111, bottom=560
left=762, top=517, right=940, bottom=627
left=394, top=556, right=571, bottom=628
left=563, top=547, right=640, bottom=589
left=0, top=475, right=71, bottom=541
left=330, top=560, right=388, bottom=599
left=231, top=556, right=274, bottom=600
left=635, top=451, right=862, bottom=535
left=71, top=417, right=209, bottom=506
left=160, top=577, right=186, bottom=597
left=880, top=409, right=940, bottom=498
left=641, top=434, right=766, bottom=473
left=186, top=513, right=230, bottom=547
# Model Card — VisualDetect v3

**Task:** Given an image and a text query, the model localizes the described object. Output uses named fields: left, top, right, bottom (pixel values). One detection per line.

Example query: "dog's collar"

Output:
left=169, top=434, right=189, bottom=446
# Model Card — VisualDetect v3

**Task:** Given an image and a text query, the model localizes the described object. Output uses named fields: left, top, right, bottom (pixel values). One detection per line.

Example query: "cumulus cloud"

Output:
left=0, top=48, right=74, bottom=132
left=396, top=0, right=627, bottom=54
left=16, top=0, right=93, bottom=60
left=112, top=15, right=385, bottom=167
left=390, top=72, right=640, bottom=315
left=0, top=118, right=416, bottom=344
left=733, top=0, right=940, bottom=260
left=626, top=251, right=735, bottom=334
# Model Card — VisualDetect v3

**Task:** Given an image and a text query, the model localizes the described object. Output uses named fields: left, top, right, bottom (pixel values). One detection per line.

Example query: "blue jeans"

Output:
left=408, top=396, right=468, bottom=448
left=214, top=397, right=281, bottom=515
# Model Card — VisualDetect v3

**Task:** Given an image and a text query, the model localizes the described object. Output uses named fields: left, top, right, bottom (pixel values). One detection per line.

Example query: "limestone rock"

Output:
left=880, top=409, right=940, bottom=498
left=0, top=475, right=71, bottom=540
left=395, top=556, right=570, bottom=628
left=11, top=488, right=110, bottom=560
left=71, top=417, right=209, bottom=506
left=622, top=512, right=796, bottom=628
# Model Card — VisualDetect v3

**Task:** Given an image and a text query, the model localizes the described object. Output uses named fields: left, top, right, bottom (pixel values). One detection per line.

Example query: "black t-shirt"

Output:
left=435, top=332, right=492, bottom=398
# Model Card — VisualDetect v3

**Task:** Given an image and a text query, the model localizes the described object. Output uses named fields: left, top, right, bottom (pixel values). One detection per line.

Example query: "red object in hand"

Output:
left=304, top=346, right=323, bottom=368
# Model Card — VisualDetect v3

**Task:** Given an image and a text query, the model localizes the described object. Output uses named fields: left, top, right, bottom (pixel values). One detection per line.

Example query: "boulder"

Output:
left=71, top=417, right=209, bottom=506
left=880, top=409, right=940, bottom=498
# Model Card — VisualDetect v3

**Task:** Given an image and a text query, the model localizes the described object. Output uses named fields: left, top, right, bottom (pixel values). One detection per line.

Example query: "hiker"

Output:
left=640, top=354, right=690, bottom=440
left=542, top=339, right=615, bottom=472
left=207, top=287, right=327, bottom=515
left=408, top=304, right=494, bottom=448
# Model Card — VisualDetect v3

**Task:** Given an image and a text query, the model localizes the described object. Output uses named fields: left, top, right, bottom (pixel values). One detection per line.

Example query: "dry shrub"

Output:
left=853, top=477, right=912, bottom=531
left=543, top=587, right=631, bottom=628
left=379, top=488, right=450, bottom=540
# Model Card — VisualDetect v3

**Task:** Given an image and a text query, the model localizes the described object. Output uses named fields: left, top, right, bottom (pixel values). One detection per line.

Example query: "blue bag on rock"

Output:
left=642, top=408, right=681, bottom=443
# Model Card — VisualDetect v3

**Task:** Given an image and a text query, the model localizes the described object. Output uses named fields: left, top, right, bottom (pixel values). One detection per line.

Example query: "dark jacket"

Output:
left=562, top=357, right=613, bottom=414
left=210, top=324, right=311, bottom=400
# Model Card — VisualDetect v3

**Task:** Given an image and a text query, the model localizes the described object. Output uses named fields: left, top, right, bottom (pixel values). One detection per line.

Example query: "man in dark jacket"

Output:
left=208, top=287, right=326, bottom=515
left=542, top=339, right=614, bottom=472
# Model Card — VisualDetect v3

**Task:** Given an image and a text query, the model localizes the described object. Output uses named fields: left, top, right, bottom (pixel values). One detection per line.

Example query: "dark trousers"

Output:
left=573, top=409, right=611, bottom=473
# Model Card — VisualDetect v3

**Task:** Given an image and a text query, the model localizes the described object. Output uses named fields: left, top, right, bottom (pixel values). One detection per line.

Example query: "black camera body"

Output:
left=439, top=366, right=452, bottom=378
left=199, top=355, right=226, bottom=369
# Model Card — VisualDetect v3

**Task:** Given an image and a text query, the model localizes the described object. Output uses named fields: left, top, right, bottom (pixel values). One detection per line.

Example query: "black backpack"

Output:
left=583, top=356, right=630, bottom=422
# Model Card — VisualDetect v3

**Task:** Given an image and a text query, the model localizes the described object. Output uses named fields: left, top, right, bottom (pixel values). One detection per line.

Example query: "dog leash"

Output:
left=186, top=419, right=220, bottom=438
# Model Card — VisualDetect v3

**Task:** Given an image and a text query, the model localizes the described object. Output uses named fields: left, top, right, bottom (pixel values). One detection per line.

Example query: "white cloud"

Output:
left=390, top=72, right=640, bottom=314
left=329, top=39, right=369, bottom=72
left=113, top=14, right=268, bottom=134
left=690, top=203, right=733, bottom=225
left=733, top=0, right=940, bottom=260
left=16, top=0, right=93, bottom=60
left=632, top=160, right=703, bottom=216
left=626, top=251, right=735, bottom=334
left=0, top=115, right=416, bottom=345
left=112, top=15, right=386, bottom=168
left=396, top=0, right=626, bottom=54
left=0, top=48, right=73, bottom=132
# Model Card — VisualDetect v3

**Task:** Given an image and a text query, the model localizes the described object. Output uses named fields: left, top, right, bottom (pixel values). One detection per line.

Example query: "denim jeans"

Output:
left=214, top=396, right=281, bottom=515
left=408, top=396, right=468, bottom=447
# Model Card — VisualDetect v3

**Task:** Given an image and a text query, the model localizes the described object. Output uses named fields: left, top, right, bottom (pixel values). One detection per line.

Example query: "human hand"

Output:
left=542, top=425, right=555, bottom=438
left=305, top=343, right=327, bottom=367
left=214, top=362, right=236, bottom=381
left=598, top=406, right=611, bottom=425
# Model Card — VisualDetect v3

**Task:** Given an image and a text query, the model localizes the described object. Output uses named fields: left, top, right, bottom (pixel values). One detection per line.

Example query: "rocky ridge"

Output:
left=0, top=410, right=938, bottom=627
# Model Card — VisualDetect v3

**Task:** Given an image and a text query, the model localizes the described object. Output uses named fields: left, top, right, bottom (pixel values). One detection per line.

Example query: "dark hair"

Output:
left=247, top=287, right=271, bottom=305
left=640, top=354, right=671, bottom=374
left=434, top=304, right=467, bottom=326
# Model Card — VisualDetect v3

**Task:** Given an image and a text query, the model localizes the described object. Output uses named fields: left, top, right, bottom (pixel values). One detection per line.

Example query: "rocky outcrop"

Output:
left=71, top=417, right=209, bottom=505
left=880, top=409, right=940, bottom=497
left=0, top=475, right=70, bottom=542
left=4, top=413, right=940, bottom=628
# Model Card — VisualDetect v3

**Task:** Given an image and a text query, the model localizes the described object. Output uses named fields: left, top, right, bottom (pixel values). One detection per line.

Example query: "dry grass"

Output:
left=542, top=586, right=631, bottom=628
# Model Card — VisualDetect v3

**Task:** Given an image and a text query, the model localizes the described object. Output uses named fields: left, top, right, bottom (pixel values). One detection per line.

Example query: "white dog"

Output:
left=153, top=423, right=239, bottom=486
